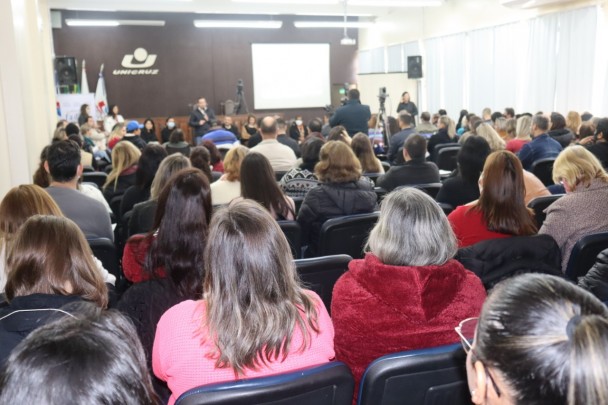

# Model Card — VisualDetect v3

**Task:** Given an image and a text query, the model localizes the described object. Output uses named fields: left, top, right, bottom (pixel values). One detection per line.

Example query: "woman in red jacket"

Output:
left=331, top=187, right=486, bottom=400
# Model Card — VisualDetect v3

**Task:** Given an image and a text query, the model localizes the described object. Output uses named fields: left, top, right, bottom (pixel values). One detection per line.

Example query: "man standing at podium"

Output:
left=189, top=97, right=216, bottom=143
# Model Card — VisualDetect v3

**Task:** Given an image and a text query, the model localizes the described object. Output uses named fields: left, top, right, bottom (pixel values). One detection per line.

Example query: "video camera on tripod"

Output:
left=378, top=87, right=388, bottom=104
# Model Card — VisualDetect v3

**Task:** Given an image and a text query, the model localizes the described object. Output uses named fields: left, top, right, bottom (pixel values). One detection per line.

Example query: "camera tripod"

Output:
left=375, top=97, right=391, bottom=148
left=234, top=80, right=249, bottom=115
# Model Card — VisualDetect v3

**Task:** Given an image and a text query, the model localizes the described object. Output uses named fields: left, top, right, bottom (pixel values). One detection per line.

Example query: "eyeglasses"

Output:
left=454, top=317, right=502, bottom=398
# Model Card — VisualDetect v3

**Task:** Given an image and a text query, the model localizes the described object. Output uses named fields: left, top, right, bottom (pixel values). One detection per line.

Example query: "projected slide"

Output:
left=251, top=43, right=331, bottom=109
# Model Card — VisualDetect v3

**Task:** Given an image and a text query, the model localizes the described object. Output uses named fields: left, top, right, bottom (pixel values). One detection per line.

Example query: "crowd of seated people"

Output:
left=3, top=104, right=608, bottom=404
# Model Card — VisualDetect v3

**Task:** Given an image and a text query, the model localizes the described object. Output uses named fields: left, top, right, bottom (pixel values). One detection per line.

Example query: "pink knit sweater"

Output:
left=152, top=291, right=335, bottom=405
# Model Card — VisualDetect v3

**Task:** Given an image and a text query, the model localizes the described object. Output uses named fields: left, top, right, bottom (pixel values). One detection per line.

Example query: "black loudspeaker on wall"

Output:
left=407, top=55, right=423, bottom=79
left=55, top=56, right=78, bottom=86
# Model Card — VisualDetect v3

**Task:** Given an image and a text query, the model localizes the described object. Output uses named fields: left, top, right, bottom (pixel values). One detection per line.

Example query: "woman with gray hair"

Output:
left=331, top=187, right=486, bottom=400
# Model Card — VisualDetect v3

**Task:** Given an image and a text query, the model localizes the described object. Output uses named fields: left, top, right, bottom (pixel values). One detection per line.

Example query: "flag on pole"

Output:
left=81, top=59, right=89, bottom=94
left=94, top=64, right=108, bottom=118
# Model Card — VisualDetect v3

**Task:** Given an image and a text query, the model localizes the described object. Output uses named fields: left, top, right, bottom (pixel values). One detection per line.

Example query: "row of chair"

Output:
left=174, top=343, right=469, bottom=405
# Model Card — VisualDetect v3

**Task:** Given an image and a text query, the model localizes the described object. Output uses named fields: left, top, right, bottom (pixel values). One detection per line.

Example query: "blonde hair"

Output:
left=108, top=123, right=125, bottom=145
left=552, top=145, right=608, bottom=191
left=567, top=111, right=582, bottom=135
left=104, top=142, right=141, bottom=190
left=150, top=154, right=191, bottom=199
left=439, top=115, right=456, bottom=138
left=315, top=141, right=361, bottom=183
left=223, top=146, right=249, bottom=182
left=476, top=123, right=506, bottom=151
left=516, top=116, right=533, bottom=140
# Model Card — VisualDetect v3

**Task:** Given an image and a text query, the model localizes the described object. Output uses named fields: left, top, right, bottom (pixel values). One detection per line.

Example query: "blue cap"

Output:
left=126, top=120, right=143, bottom=132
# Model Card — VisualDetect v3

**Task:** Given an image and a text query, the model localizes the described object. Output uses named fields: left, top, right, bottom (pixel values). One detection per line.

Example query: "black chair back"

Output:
left=82, top=171, right=108, bottom=188
left=295, top=254, right=352, bottom=314
left=527, top=194, right=564, bottom=227
left=292, top=196, right=305, bottom=215
left=531, top=158, right=556, bottom=186
left=374, top=187, right=387, bottom=203
left=82, top=165, right=96, bottom=173
left=275, top=171, right=288, bottom=182
left=435, top=146, right=461, bottom=171
left=175, top=362, right=354, bottom=405
left=87, top=238, right=120, bottom=279
left=278, top=220, right=302, bottom=259
left=358, top=344, right=469, bottom=405
left=381, top=161, right=391, bottom=172
left=318, top=212, right=379, bottom=259
left=363, top=173, right=382, bottom=186
left=396, top=183, right=443, bottom=199
left=437, top=202, right=454, bottom=216
left=565, top=232, right=608, bottom=281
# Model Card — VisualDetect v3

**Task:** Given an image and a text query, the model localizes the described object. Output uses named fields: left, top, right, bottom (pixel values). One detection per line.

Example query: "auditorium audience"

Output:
left=209, top=146, right=248, bottom=206
left=163, top=128, right=191, bottom=157
left=45, top=141, right=113, bottom=241
left=463, top=274, right=608, bottom=405
left=77, top=103, right=90, bottom=126
left=456, top=109, right=469, bottom=132
left=104, top=104, right=125, bottom=134
left=428, top=115, right=457, bottom=158
left=548, top=112, right=575, bottom=147
left=416, top=111, right=437, bottom=135
left=103, top=141, right=141, bottom=203
left=494, top=117, right=509, bottom=141
left=120, top=144, right=167, bottom=218
left=351, top=132, right=384, bottom=174
left=539, top=146, right=608, bottom=272
left=129, top=154, right=191, bottom=237
left=153, top=200, right=335, bottom=405
left=222, top=116, right=239, bottom=139
left=327, top=125, right=353, bottom=145
left=475, top=122, right=506, bottom=151
left=436, top=136, right=491, bottom=208
left=505, top=115, right=532, bottom=153
left=332, top=188, right=486, bottom=399
left=250, top=116, right=298, bottom=172
left=203, top=140, right=224, bottom=173
left=32, top=146, right=51, bottom=188
left=0, top=304, right=160, bottom=405
left=239, top=153, right=296, bottom=220
left=277, top=118, right=301, bottom=157
left=566, top=110, right=582, bottom=138
left=448, top=151, right=537, bottom=248
left=504, top=117, right=516, bottom=141
left=189, top=146, right=213, bottom=183
left=68, top=133, right=94, bottom=168
left=377, top=134, right=440, bottom=192
left=122, top=120, right=148, bottom=150
left=297, top=141, right=377, bottom=256
left=289, top=114, right=308, bottom=142
left=141, top=118, right=158, bottom=143
left=160, top=116, right=176, bottom=144
left=518, top=114, right=563, bottom=171
left=279, top=136, right=323, bottom=198
left=0, top=215, right=108, bottom=366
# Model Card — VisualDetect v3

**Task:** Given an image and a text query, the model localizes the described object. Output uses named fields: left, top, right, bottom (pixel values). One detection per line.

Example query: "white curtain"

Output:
left=441, top=33, right=467, bottom=119
left=423, top=37, right=443, bottom=115
left=467, top=27, right=495, bottom=116
left=387, top=44, right=403, bottom=72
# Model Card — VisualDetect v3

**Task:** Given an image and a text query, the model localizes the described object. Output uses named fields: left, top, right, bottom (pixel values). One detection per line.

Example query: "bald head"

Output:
left=260, top=116, right=278, bottom=139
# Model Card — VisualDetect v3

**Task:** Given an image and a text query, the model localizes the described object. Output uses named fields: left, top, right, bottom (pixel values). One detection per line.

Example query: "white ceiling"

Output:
left=47, top=0, right=445, bottom=19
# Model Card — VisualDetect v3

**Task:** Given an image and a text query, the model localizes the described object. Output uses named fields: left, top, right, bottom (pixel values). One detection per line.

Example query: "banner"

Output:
left=56, top=93, right=96, bottom=122
left=94, top=64, right=108, bottom=118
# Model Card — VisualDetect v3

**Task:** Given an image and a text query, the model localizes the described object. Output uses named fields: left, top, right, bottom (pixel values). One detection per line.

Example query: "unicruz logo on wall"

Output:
left=113, top=48, right=159, bottom=75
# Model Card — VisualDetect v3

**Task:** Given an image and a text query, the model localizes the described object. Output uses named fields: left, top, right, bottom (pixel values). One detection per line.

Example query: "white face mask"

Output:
left=167, top=122, right=176, bottom=129
left=295, top=120, right=303, bottom=126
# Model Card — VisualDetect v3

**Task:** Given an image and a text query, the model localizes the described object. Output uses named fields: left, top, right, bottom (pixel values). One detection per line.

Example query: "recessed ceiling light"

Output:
left=294, top=21, right=375, bottom=28
left=193, top=20, right=283, bottom=29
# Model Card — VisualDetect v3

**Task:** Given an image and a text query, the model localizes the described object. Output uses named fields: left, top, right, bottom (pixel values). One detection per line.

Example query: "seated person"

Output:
left=351, top=133, right=384, bottom=174
left=0, top=216, right=108, bottom=366
left=210, top=146, right=248, bottom=206
left=448, top=151, right=537, bottom=248
left=153, top=200, right=335, bottom=405
left=518, top=114, right=562, bottom=171
left=415, top=111, right=437, bottom=134
left=163, top=129, right=191, bottom=157
left=44, top=140, right=113, bottom=241
left=279, top=137, right=324, bottom=198
left=464, top=273, right=608, bottom=405
left=427, top=115, right=458, bottom=159
left=103, top=141, right=141, bottom=203
left=297, top=141, right=378, bottom=256
left=122, top=169, right=210, bottom=284
left=436, top=136, right=491, bottom=207
left=0, top=304, right=160, bottom=404
left=377, top=134, right=440, bottom=192
left=539, top=146, right=608, bottom=272
left=332, top=188, right=486, bottom=401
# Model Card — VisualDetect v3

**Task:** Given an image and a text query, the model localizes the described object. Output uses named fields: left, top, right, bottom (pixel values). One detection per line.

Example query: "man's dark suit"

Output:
left=376, top=158, right=440, bottom=192
left=329, top=99, right=371, bottom=136
left=387, top=127, right=416, bottom=164
left=189, top=107, right=216, bottom=138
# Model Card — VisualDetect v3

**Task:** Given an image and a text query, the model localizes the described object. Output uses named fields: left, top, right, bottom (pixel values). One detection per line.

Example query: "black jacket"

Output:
left=436, top=175, right=480, bottom=207
left=128, top=199, right=157, bottom=237
left=277, top=134, right=301, bottom=157
left=188, top=108, right=216, bottom=137
left=141, top=129, right=157, bottom=143
left=578, top=248, right=608, bottom=303
left=587, top=142, right=608, bottom=169
left=455, top=234, right=563, bottom=290
left=376, top=158, right=440, bottom=192
left=387, top=127, right=415, bottom=164
left=0, top=294, right=83, bottom=366
left=427, top=128, right=457, bottom=158
left=297, top=179, right=377, bottom=256
left=329, top=100, right=371, bottom=136
left=547, top=128, right=574, bottom=148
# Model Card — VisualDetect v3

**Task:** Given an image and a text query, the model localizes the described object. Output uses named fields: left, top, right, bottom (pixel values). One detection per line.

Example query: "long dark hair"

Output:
left=458, top=136, right=491, bottom=183
left=189, top=146, right=213, bottom=183
left=203, top=140, right=221, bottom=165
left=240, top=153, right=294, bottom=220
left=135, top=144, right=167, bottom=189
left=144, top=168, right=212, bottom=298
left=474, top=150, right=537, bottom=235
left=300, top=137, right=324, bottom=171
